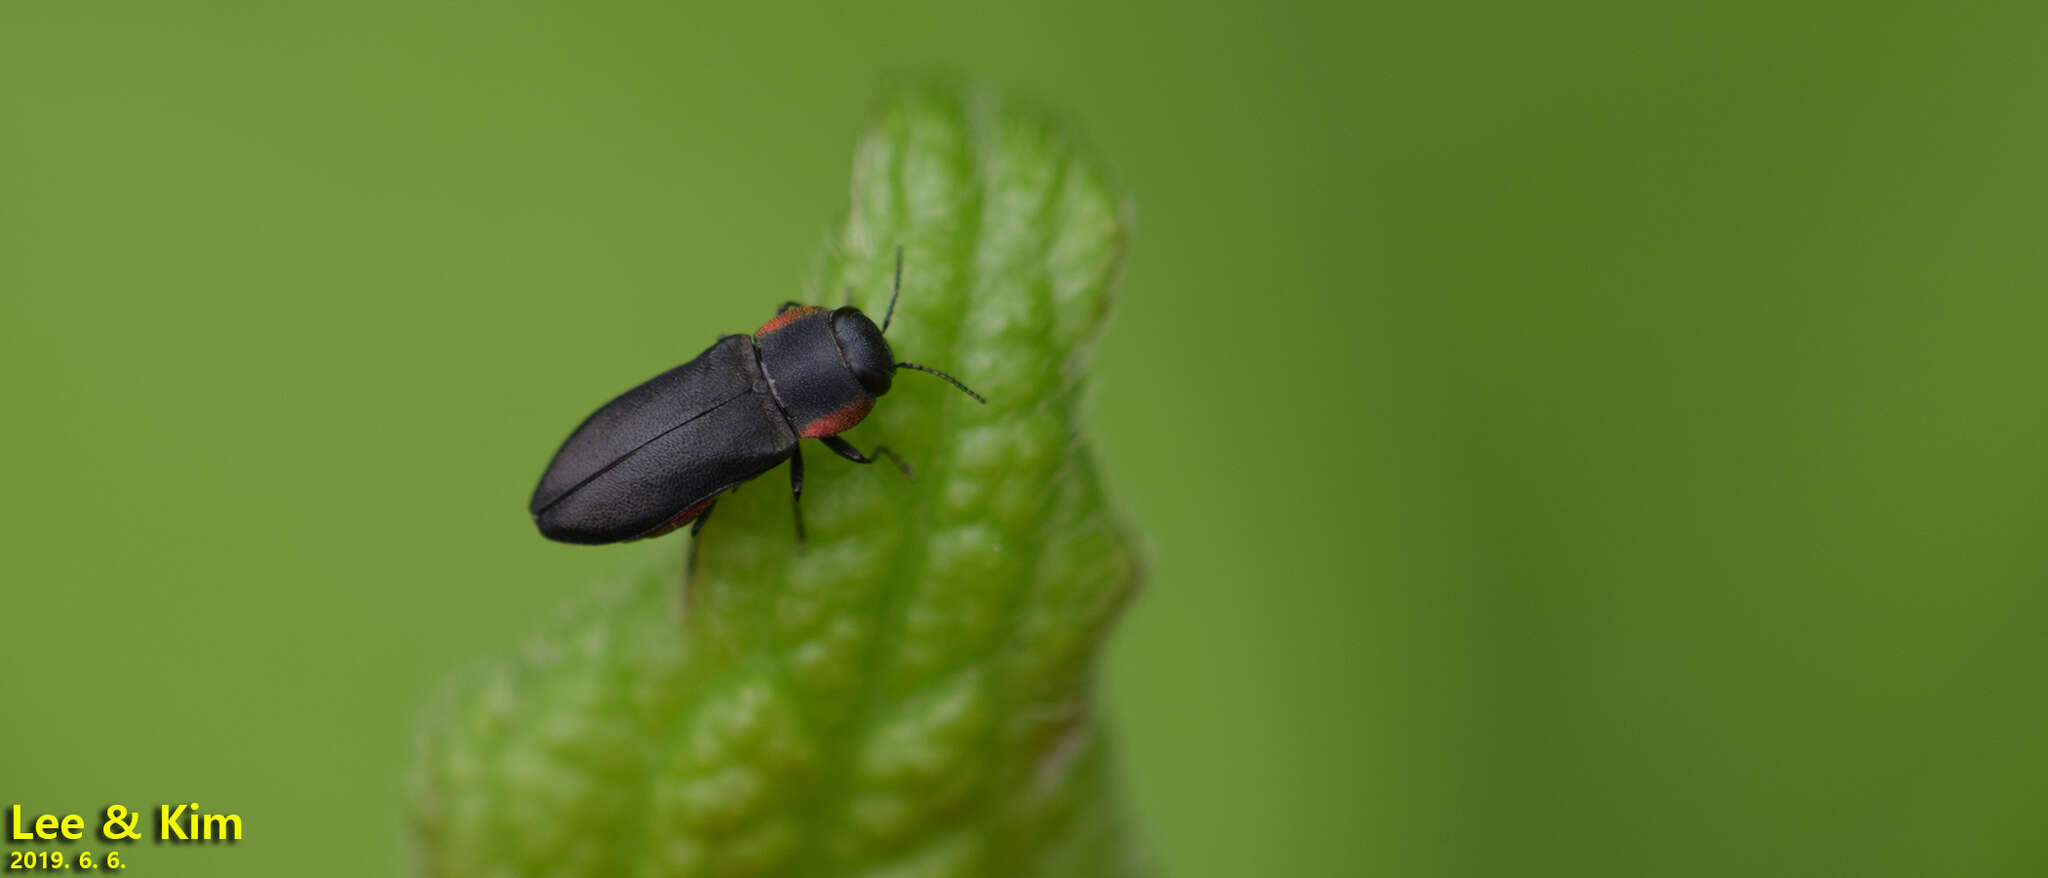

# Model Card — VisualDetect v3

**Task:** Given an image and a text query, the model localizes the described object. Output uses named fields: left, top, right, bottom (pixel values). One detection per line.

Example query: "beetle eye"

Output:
left=831, top=308, right=896, bottom=396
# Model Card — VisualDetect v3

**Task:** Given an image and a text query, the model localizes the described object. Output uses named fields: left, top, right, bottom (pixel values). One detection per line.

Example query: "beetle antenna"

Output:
left=881, top=245, right=903, bottom=335
left=896, top=362, right=985, bottom=404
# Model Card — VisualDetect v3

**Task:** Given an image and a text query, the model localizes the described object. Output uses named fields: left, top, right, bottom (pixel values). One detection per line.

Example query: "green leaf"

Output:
left=411, top=84, right=1146, bottom=878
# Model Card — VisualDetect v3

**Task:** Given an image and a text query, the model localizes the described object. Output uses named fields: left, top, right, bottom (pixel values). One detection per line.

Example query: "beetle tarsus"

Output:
left=820, top=435, right=914, bottom=480
left=788, top=443, right=807, bottom=545
left=685, top=499, right=718, bottom=580
left=677, top=499, right=718, bottom=624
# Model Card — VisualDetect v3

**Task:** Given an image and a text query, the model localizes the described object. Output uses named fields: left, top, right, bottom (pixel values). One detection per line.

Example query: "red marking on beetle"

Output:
left=756, top=305, right=825, bottom=337
left=640, top=497, right=714, bottom=539
left=801, top=397, right=875, bottom=438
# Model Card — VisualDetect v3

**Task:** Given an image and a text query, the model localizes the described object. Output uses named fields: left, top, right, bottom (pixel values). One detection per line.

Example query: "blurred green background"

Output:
left=5, top=1, right=2047, bottom=876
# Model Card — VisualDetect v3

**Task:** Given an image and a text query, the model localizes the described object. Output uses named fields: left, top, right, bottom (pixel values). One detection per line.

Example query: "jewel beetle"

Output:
left=527, top=249, right=983, bottom=568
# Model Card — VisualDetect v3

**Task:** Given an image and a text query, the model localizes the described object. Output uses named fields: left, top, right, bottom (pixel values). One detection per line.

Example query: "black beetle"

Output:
left=528, top=249, right=982, bottom=568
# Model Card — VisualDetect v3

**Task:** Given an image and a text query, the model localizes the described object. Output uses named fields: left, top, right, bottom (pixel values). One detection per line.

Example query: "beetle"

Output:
left=527, top=249, right=983, bottom=572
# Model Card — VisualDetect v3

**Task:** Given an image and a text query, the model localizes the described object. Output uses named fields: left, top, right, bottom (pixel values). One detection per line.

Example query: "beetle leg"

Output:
left=819, top=435, right=914, bottom=480
left=676, top=499, right=719, bottom=624
left=684, top=499, right=718, bottom=582
left=788, top=444, right=807, bottom=545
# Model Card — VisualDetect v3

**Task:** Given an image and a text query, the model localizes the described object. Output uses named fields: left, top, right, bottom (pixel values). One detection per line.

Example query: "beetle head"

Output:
left=831, top=306, right=896, bottom=397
